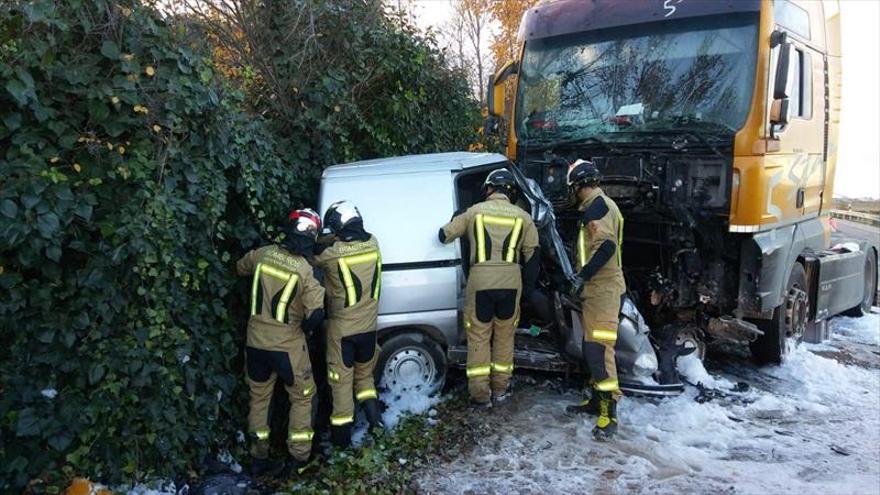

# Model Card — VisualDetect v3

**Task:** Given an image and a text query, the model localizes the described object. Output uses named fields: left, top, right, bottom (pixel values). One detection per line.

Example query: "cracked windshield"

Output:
left=516, top=13, right=759, bottom=145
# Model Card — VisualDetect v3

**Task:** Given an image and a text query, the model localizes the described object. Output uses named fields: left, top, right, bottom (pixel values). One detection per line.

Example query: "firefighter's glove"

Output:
left=302, top=308, right=325, bottom=337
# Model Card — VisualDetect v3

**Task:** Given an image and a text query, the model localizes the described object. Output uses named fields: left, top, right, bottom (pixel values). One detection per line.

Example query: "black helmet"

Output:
left=568, top=159, right=601, bottom=188
left=323, top=200, right=362, bottom=234
left=483, top=168, right=518, bottom=200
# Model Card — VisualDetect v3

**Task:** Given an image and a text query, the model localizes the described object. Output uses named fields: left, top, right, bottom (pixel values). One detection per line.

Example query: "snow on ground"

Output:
left=832, top=312, right=880, bottom=346
left=122, top=480, right=180, bottom=495
left=351, top=381, right=443, bottom=446
left=415, top=312, right=880, bottom=495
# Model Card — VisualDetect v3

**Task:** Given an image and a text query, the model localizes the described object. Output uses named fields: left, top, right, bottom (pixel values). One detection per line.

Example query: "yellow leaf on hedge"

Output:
left=73, top=163, right=82, bottom=173
left=118, top=146, right=126, bottom=155
left=50, top=156, right=60, bottom=163
left=65, top=478, right=111, bottom=495
left=111, top=96, right=120, bottom=105
left=145, top=66, right=156, bottom=77
left=152, top=124, right=161, bottom=133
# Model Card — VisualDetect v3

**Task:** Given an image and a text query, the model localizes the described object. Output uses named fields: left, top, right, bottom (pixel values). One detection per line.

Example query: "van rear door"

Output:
left=319, top=170, right=459, bottom=325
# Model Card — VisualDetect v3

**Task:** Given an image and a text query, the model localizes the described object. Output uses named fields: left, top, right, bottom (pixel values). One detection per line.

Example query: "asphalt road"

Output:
left=832, top=218, right=880, bottom=289
left=832, top=218, right=880, bottom=246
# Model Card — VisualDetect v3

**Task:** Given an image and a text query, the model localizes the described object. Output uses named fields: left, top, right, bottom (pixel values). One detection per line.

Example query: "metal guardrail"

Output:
left=831, top=209, right=880, bottom=227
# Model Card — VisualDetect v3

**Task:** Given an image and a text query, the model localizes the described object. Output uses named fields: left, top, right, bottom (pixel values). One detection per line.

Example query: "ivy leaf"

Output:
left=89, top=364, right=105, bottom=385
left=5, top=79, right=29, bottom=106
left=37, top=213, right=60, bottom=238
left=2, top=112, right=22, bottom=131
left=46, top=245, right=62, bottom=262
left=21, top=194, right=39, bottom=209
left=100, top=40, right=120, bottom=60
left=15, top=408, right=40, bottom=436
left=0, top=199, right=18, bottom=218
left=37, top=328, right=56, bottom=344
left=48, top=431, right=74, bottom=451
left=74, top=204, right=93, bottom=221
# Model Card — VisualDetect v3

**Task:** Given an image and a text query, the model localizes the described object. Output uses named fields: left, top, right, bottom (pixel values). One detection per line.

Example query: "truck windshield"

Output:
left=516, top=13, right=759, bottom=145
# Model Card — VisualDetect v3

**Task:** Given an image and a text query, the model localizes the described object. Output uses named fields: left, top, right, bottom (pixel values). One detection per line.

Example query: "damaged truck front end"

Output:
left=512, top=167, right=684, bottom=396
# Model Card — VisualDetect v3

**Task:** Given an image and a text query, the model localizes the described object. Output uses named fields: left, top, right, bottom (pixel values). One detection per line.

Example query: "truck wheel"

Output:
left=842, top=248, right=877, bottom=317
left=376, top=332, right=447, bottom=397
left=750, top=262, right=809, bottom=365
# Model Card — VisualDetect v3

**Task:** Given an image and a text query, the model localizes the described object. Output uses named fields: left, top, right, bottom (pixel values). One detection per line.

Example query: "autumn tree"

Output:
left=450, top=0, right=492, bottom=105
left=488, top=0, right=538, bottom=70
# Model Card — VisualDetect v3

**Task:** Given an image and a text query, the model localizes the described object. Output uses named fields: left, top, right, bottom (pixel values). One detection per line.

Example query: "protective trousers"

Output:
left=581, top=287, right=623, bottom=401
left=245, top=338, right=316, bottom=462
left=326, top=330, right=380, bottom=428
left=464, top=283, right=519, bottom=403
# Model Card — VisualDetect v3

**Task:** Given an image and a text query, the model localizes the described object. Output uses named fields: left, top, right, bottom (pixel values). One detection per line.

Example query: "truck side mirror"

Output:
left=485, top=61, right=518, bottom=136
left=770, top=31, right=793, bottom=133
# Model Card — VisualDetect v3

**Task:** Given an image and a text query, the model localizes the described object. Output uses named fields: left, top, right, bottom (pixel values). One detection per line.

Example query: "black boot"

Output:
left=565, top=393, right=600, bottom=416
left=330, top=424, right=352, bottom=449
left=362, top=399, right=385, bottom=434
left=469, top=397, right=493, bottom=410
left=592, top=392, right=618, bottom=442
left=250, top=457, right=284, bottom=477
left=285, top=456, right=311, bottom=476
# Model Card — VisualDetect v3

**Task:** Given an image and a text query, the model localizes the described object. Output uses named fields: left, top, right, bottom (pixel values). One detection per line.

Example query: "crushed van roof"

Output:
left=322, top=152, right=508, bottom=178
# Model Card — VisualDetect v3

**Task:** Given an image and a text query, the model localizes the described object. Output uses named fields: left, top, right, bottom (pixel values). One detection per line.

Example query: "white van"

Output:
left=319, top=152, right=681, bottom=397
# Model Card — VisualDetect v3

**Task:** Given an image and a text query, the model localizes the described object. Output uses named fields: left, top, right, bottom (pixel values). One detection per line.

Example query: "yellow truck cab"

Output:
left=486, top=0, right=876, bottom=364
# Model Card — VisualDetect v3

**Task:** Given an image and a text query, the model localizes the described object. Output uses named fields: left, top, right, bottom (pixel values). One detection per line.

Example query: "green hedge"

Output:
left=0, top=1, right=289, bottom=489
left=0, top=0, right=479, bottom=491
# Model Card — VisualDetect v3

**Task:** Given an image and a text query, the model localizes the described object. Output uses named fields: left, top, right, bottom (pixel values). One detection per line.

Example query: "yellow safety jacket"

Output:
left=575, top=187, right=626, bottom=295
left=236, top=245, right=325, bottom=351
left=314, top=235, right=382, bottom=337
left=442, top=192, right=539, bottom=291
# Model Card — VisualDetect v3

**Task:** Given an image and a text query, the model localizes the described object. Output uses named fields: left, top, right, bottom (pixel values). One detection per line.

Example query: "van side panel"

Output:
left=319, top=171, right=458, bottom=265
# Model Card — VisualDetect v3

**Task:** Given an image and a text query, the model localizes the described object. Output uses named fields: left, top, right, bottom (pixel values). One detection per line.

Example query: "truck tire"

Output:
left=842, top=248, right=877, bottom=317
left=750, top=262, right=809, bottom=365
left=376, top=332, right=447, bottom=397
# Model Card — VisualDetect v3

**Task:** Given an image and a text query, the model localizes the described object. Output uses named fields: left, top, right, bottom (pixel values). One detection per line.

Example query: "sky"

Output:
left=408, top=0, right=880, bottom=199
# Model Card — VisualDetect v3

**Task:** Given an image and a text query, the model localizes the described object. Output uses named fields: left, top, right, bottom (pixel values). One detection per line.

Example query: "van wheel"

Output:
left=376, top=332, right=447, bottom=397
left=842, top=248, right=877, bottom=317
left=750, top=262, right=809, bottom=365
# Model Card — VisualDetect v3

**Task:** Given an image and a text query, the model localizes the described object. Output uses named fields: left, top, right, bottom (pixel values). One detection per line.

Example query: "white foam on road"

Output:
left=831, top=308, right=880, bottom=346
left=415, top=313, right=880, bottom=495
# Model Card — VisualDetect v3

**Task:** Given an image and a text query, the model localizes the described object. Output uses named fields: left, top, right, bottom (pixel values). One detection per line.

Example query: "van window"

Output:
left=787, top=48, right=812, bottom=119
left=774, top=0, right=810, bottom=40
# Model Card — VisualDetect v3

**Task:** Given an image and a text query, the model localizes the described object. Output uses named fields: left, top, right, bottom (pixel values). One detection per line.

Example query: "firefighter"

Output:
left=564, top=159, right=626, bottom=441
left=314, top=200, right=383, bottom=448
left=236, top=208, right=326, bottom=474
left=439, top=169, right=540, bottom=407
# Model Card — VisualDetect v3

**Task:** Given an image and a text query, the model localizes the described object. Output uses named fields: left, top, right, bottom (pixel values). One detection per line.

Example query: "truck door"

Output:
left=765, top=0, right=827, bottom=221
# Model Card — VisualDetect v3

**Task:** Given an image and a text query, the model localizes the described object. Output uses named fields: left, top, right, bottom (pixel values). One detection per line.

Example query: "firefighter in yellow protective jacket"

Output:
left=236, top=208, right=325, bottom=474
left=439, top=169, right=540, bottom=407
left=314, top=200, right=383, bottom=448
left=564, top=160, right=627, bottom=441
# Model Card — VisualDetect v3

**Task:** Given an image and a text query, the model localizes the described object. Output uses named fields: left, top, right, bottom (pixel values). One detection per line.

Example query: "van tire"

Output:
left=842, top=248, right=877, bottom=317
left=750, top=262, right=809, bottom=365
left=376, top=332, right=447, bottom=397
